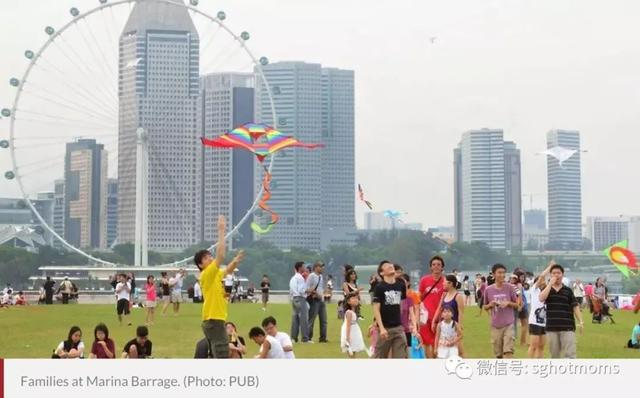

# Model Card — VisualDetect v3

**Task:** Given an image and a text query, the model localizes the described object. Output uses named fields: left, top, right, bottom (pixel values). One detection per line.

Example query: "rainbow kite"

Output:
left=603, top=240, right=639, bottom=278
left=202, top=123, right=323, bottom=234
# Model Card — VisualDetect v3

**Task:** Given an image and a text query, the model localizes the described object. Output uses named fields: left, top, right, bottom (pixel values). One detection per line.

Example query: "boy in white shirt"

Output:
left=262, top=316, right=295, bottom=359
left=249, top=327, right=285, bottom=359
left=115, top=274, right=132, bottom=326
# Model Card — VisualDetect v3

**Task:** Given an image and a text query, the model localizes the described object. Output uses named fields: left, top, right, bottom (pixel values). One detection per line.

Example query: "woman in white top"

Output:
left=528, top=261, right=554, bottom=358
left=54, top=326, right=84, bottom=359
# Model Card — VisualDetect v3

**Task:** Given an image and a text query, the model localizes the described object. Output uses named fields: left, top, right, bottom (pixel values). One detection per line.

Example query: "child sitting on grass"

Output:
left=122, top=326, right=152, bottom=359
left=89, top=323, right=115, bottom=359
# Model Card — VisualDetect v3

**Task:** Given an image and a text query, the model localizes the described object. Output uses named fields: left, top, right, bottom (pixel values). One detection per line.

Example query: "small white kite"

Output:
left=125, top=57, right=143, bottom=69
left=539, top=146, right=577, bottom=167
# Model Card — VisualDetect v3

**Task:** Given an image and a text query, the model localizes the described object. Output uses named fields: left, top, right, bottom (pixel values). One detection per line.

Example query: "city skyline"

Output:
left=2, top=0, right=640, bottom=232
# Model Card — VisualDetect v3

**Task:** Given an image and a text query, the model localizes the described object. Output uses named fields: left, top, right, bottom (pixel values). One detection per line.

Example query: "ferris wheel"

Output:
left=1, top=0, right=277, bottom=267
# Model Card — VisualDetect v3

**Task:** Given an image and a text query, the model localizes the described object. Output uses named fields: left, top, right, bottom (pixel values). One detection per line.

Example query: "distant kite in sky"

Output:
left=429, top=37, right=437, bottom=44
left=603, top=240, right=638, bottom=278
left=125, top=57, right=143, bottom=69
left=202, top=123, right=323, bottom=234
left=383, top=209, right=406, bottom=224
left=538, top=146, right=587, bottom=168
left=358, top=184, right=373, bottom=210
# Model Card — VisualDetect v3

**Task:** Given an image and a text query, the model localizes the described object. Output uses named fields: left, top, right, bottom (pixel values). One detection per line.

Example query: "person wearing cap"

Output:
left=306, top=261, right=328, bottom=343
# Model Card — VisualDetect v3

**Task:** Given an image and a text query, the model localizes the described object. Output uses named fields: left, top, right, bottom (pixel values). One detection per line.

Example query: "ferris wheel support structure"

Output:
left=5, top=0, right=278, bottom=267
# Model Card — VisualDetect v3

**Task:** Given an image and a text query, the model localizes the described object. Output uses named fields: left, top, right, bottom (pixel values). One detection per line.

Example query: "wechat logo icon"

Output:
left=444, top=356, right=473, bottom=380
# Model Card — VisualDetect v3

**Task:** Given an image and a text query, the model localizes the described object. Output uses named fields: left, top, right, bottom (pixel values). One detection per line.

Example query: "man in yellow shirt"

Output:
left=194, top=215, right=245, bottom=358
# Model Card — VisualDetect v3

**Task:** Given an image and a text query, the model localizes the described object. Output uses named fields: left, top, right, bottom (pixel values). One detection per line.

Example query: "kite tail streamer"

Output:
left=251, top=168, right=280, bottom=234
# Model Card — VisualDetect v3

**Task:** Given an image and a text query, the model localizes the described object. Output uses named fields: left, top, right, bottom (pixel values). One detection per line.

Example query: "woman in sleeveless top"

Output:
left=342, top=269, right=362, bottom=318
left=432, top=274, right=466, bottom=356
left=160, top=272, right=171, bottom=315
left=53, top=326, right=84, bottom=359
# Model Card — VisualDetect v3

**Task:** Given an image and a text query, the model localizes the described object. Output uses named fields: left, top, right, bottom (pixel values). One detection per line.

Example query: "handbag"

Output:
left=409, top=336, right=425, bottom=359
left=306, top=275, right=322, bottom=304
left=419, top=277, right=442, bottom=325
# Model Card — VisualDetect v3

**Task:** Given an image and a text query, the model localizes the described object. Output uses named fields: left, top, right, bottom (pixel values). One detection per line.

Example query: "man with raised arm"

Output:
left=194, top=215, right=245, bottom=359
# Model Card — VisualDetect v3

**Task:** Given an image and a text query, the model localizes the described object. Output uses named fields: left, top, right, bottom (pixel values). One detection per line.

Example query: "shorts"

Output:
left=529, top=324, right=546, bottom=336
left=437, top=345, right=459, bottom=359
left=170, top=291, right=182, bottom=303
left=490, top=325, right=515, bottom=358
left=576, top=297, right=584, bottom=305
left=518, top=308, right=529, bottom=320
left=261, top=292, right=269, bottom=303
left=161, top=295, right=170, bottom=303
left=117, top=299, right=130, bottom=315
left=224, top=285, right=233, bottom=294
left=419, top=321, right=436, bottom=346
left=464, top=290, right=471, bottom=296
left=145, top=300, right=156, bottom=308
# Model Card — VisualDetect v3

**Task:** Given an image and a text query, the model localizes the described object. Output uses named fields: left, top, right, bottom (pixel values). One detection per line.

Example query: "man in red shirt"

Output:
left=418, top=255, right=446, bottom=358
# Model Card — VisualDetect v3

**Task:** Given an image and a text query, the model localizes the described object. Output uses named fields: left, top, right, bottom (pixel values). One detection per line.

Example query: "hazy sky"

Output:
left=1, top=0, right=640, bottom=229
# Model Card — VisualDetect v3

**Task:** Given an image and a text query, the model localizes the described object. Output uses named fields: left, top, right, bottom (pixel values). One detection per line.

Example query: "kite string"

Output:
left=250, top=166, right=279, bottom=234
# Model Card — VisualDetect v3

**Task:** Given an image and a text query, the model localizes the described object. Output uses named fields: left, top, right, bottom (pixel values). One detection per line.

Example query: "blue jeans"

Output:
left=308, top=298, right=327, bottom=341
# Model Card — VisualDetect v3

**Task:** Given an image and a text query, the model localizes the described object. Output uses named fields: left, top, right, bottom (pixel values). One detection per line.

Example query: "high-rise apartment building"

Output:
left=454, top=129, right=522, bottom=250
left=64, top=139, right=108, bottom=249
left=547, top=130, right=582, bottom=247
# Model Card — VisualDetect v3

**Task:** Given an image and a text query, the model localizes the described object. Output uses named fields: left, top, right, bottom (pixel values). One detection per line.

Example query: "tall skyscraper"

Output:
left=453, top=147, right=463, bottom=242
left=200, top=73, right=254, bottom=248
left=504, top=141, right=522, bottom=250
left=118, top=0, right=201, bottom=251
left=53, top=179, right=65, bottom=248
left=454, top=129, right=522, bottom=250
left=106, top=179, right=118, bottom=248
left=547, top=129, right=582, bottom=247
left=64, top=139, right=108, bottom=249
left=254, top=62, right=355, bottom=250
left=321, top=68, right=356, bottom=231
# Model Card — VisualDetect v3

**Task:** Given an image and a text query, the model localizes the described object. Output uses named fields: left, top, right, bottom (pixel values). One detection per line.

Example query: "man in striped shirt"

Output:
left=539, top=264, right=584, bottom=358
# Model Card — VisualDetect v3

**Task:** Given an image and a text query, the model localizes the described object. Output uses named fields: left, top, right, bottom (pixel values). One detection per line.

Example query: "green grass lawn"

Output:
left=1, top=302, right=639, bottom=358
